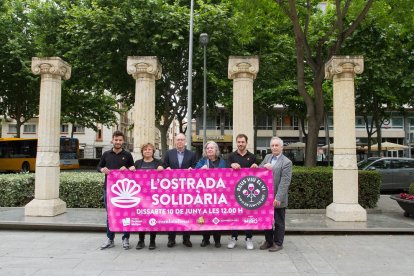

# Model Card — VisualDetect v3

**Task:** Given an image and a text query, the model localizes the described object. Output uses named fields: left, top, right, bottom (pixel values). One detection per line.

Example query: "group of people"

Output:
left=97, top=130, right=292, bottom=253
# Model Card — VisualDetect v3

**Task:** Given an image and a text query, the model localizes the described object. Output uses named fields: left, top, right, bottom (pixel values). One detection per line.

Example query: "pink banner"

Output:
left=107, top=168, right=274, bottom=232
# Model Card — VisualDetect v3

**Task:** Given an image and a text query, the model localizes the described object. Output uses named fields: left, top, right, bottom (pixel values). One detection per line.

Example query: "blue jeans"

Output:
left=103, top=190, right=130, bottom=240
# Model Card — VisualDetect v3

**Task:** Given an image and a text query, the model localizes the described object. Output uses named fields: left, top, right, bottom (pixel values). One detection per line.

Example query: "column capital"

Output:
left=325, top=56, right=364, bottom=80
left=127, top=56, right=162, bottom=80
left=228, top=56, right=259, bottom=80
left=31, top=57, right=71, bottom=80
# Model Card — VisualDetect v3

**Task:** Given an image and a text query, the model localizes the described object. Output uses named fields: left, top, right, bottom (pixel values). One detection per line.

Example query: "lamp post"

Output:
left=186, top=0, right=195, bottom=149
left=200, top=33, right=209, bottom=147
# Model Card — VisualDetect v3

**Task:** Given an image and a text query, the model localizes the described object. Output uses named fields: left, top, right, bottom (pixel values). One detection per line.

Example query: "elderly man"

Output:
left=163, top=133, right=197, bottom=247
left=259, top=136, right=292, bottom=252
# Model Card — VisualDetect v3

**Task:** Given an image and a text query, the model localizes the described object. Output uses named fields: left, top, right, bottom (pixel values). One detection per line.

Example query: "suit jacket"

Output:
left=259, top=153, right=292, bottom=208
left=163, top=148, right=197, bottom=169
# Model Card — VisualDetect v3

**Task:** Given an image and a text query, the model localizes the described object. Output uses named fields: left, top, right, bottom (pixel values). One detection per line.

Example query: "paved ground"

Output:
left=0, top=231, right=413, bottom=276
left=0, top=195, right=413, bottom=275
left=1, top=196, right=413, bottom=233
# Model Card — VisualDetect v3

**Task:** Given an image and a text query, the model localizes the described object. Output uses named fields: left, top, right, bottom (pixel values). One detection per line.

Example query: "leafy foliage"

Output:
left=0, top=0, right=39, bottom=137
left=289, top=167, right=380, bottom=209
left=0, top=170, right=380, bottom=209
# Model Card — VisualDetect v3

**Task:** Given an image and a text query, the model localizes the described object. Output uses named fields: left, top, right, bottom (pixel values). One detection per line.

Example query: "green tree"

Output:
left=61, top=90, right=121, bottom=138
left=345, top=0, right=414, bottom=154
left=0, top=0, right=39, bottom=138
left=272, top=0, right=374, bottom=166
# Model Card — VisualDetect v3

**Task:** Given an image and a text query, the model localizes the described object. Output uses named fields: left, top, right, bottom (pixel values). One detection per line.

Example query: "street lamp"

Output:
left=199, top=33, right=209, bottom=147
left=186, top=0, right=195, bottom=149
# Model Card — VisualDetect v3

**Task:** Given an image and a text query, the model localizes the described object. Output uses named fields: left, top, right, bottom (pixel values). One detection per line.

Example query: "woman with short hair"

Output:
left=129, top=143, right=163, bottom=250
left=195, top=141, right=226, bottom=247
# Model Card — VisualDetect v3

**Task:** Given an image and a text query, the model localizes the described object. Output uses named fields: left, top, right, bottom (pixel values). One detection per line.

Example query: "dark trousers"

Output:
left=202, top=232, right=221, bottom=243
left=168, top=232, right=190, bottom=242
left=139, top=232, right=156, bottom=242
left=103, top=190, right=130, bottom=241
left=231, top=230, right=253, bottom=240
left=265, top=208, right=285, bottom=246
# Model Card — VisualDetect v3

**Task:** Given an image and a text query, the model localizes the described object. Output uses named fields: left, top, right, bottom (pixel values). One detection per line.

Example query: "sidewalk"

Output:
left=1, top=195, right=413, bottom=233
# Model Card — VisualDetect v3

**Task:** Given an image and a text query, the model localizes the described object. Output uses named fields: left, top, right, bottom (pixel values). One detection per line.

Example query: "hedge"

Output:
left=0, top=168, right=381, bottom=209
left=290, top=167, right=381, bottom=209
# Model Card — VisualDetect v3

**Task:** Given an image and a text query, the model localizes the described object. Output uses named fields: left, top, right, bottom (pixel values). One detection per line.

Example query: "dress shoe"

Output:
left=259, top=241, right=272, bottom=250
left=200, top=240, right=210, bottom=247
left=214, top=242, right=222, bottom=248
left=167, top=240, right=176, bottom=248
left=183, top=240, right=193, bottom=247
left=136, top=240, right=145, bottom=250
left=268, top=244, right=283, bottom=252
left=149, top=241, right=156, bottom=250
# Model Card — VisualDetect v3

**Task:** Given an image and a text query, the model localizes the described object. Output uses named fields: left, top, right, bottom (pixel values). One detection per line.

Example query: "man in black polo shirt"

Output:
left=97, top=130, right=134, bottom=250
left=227, top=133, right=258, bottom=250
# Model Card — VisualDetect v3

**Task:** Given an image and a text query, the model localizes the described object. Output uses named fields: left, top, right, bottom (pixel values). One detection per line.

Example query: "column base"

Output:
left=326, top=202, right=367, bottom=222
left=25, top=198, right=67, bottom=217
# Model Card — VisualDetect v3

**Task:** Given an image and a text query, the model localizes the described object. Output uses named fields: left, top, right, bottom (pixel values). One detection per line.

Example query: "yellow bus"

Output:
left=0, top=137, right=80, bottom=172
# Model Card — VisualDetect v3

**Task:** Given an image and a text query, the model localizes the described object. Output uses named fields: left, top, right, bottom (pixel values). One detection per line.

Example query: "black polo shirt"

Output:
left=227, top=150, right=256, bottom=168
left=97, top=148, right=134, bottom=189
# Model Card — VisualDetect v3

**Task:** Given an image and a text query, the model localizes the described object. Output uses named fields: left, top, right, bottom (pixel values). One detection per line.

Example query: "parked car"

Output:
left=358, top=157, right=414, bottom=191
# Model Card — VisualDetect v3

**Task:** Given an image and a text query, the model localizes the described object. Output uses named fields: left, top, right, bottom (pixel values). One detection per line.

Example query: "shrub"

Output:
left=0, top=169, right=380, bottom=209
left=0, top=172, right=105, bottom=208
left=0, top=173, right=35, bottom=207
left=289, top=167, right=381, bottom=209
left=60, top=172, right=104, bottom=208
left=409, top=182, right=414, bottom=196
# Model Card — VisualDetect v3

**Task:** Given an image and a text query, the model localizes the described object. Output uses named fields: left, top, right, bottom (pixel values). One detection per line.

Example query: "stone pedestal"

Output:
left=25, top=57, right=71, bottom=217
left=228, top=56, right=259, bottom=152
left=325, top=56, right=366, bottom=221
left=127, top=56, right=161, bottom=160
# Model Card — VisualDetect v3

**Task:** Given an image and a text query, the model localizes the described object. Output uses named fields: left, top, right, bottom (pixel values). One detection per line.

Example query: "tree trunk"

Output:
left=157, top=124, right=169, bottom=158
left=15, top=119, right=23, bottom=138
left=304, top=115, right=320, bottom=166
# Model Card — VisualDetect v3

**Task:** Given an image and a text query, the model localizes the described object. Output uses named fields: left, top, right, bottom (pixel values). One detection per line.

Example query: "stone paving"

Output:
left=0, top=231, right=413, bottom=276
left=0, top=195, right=413, bottom=275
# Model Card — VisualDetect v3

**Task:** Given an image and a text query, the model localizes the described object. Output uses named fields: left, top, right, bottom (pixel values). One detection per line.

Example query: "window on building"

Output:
left=409, top=118, right=414, bottom=130
left=96, top=124, right=103, bottom=141
left=95, top=147, right=103, bottom=158
left=355, top=116, right=365, bottom=128
left=8, top=124, right=17, bottom=133
left=61, top=124, right=69, bottom=133
left=23, top=124, right=36, bottom=133
left=391, top=117, right=403, bottom=128
left=256, top=115, right=273, bottom=130
left=202, top=116, right=216, bottom=130
left=223, top=114, right=233, bottom=130
left=73, top=125, right=85, bottom=133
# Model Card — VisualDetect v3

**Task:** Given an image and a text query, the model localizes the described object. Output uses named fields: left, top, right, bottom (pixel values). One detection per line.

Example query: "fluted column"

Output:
left=127, top=56, right=161, bottom=160
left=325, top=56, right=366, bottom=221
left=25, top=57, right=71, bottom=216
left=228, top=56, right=259, bottom=153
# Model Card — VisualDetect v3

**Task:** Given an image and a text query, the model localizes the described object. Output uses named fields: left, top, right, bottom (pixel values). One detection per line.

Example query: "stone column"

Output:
left=127, top=56, right=161, bottom=160
left=228, top=56, right=259, bottom=152
left=325, top=56, right=366, bottom=221
left=25, top=57, right=71, bottom=216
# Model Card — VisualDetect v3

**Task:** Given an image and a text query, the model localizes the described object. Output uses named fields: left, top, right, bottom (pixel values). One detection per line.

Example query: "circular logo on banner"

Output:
left=235, top=176, right=268, bottom=210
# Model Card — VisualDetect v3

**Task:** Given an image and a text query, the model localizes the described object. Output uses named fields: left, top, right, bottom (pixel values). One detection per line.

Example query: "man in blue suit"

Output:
left=259, top=136, right=292, bottom=252
left=163, top=133, right=197, bottom=247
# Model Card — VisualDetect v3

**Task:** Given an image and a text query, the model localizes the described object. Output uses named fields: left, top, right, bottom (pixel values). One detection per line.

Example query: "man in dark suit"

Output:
left=163, top=133, right=197, bottom=247
left=259, top=136, right=292, bottom=252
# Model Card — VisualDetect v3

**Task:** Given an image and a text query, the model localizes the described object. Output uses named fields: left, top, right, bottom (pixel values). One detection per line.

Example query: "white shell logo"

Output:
left=110, top=178, right=141, bottom=208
